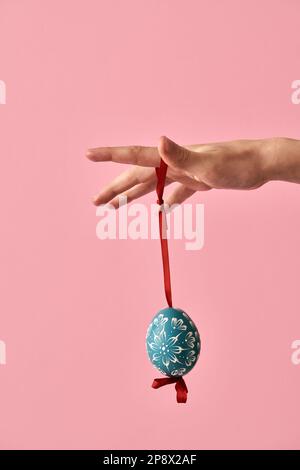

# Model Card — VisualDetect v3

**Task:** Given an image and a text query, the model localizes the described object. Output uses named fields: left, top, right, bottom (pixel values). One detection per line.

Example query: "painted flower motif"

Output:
left=148, top=329, right=184, bottom=368
left=146, top=324, right=152, bottom=338
left=171, top=368, right=186, bottom=376
left=156, top=366, right=168, bottom=376
left=185, top=349, right=196, bottom=366
left=153, top=314, right=168, bottom=332
left=171, top=317, right=187, bottom=331
left=185, top=331, right=196, bottom=349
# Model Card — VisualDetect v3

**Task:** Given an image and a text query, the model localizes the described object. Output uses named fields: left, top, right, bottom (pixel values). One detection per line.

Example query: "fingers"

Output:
left=165, top=184, right=196, bottom=206
left=110, top=180, right=161, bottom=208
left=87, top=145, right=160, bottom=167
left=86, top=137, right=202, bottom=170
left=93, top=167, right=155, bottom=205
left=158, top=135, right=198, bottom=169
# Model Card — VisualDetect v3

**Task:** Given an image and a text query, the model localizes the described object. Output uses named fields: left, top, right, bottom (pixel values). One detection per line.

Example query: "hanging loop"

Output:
left=155, top=159, right=172, bottom=308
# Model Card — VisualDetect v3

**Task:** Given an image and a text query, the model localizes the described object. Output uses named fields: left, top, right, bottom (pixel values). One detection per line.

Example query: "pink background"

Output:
left=0, top=0, right=300, bottom=450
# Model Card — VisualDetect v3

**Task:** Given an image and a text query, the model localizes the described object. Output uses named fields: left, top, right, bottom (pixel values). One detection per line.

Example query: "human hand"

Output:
left=86, top=136, right=298, bottom=207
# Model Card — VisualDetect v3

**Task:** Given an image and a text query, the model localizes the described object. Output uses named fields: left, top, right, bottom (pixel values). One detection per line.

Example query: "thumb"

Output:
left=158, top=135, right=192, bottom=169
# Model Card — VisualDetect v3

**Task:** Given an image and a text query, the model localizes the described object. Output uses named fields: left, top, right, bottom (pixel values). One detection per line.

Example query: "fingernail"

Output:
left=161, top=136, right=169, bottom=150
left=163, top=136, right=173, bottom=154
left=86, top=149, right=95, bottom=158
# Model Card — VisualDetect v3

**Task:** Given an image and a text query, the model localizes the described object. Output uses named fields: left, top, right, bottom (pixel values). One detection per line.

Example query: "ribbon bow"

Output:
left=152, top=377, right=188, bottom=403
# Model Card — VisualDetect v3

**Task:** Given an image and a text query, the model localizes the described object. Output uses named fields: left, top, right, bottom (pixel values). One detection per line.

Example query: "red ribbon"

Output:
left=153, top=159, right=188, bottom=404
left=155, top=159, right=173, bottom=308
left=152, top=377, right=188, bottom=403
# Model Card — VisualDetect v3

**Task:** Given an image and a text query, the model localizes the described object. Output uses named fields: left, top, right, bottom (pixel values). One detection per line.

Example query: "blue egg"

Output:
left=146, top=307, right=201, bottom=377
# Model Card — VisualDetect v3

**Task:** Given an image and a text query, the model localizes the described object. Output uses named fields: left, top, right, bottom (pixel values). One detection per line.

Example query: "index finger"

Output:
left=86, top=145, right=160, bottom=167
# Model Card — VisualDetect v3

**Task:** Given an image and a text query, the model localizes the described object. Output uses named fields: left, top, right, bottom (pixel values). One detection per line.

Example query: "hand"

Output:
left=86, top=136, right=299, bottom=207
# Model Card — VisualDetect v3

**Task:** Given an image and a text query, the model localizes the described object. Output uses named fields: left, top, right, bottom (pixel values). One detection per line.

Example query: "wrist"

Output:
left=262, top=137, right=300, bottom=183
left=258, top=138, right=279, bottom=183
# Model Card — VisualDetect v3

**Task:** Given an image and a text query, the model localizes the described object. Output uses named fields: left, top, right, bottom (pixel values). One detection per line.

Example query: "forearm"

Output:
left=263, top=137, right=300, bottom=184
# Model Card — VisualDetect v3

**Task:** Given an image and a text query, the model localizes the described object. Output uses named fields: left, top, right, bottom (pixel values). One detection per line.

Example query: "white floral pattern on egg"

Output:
left=146, top=307, right=201, bottom=377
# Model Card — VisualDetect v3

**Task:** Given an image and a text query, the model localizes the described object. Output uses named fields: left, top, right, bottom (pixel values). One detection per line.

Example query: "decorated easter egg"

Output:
left=146, top=307, right=201, bottom=377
